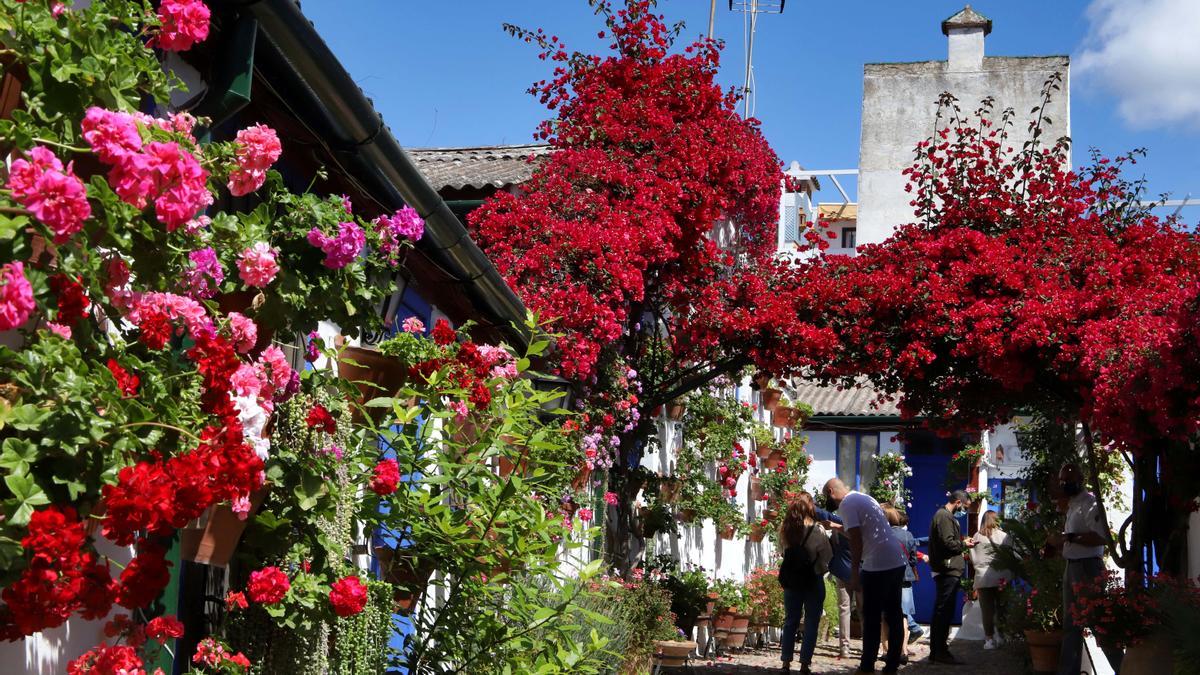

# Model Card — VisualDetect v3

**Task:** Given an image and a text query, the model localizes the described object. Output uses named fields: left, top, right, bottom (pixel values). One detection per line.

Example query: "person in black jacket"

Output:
left=927, top=490, right=976, bottom=665
left=778, top=492, right=833, bottom=674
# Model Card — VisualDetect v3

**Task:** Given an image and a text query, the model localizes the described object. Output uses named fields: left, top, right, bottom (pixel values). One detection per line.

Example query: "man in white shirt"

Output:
left=1052, top=463, right=1123, bottom=675
left=823, top=478, right=908, bottom=674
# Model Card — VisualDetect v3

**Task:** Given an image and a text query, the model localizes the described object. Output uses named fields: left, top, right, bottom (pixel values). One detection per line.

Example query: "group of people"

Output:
left=773, top=463, right=1113, bottom=675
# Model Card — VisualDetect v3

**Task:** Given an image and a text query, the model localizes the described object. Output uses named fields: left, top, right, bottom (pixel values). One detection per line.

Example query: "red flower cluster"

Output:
left=471, top=0, right=817, bottom=386
left=328, top=575, right=368, bottom=617
left=106, top=358, right=140, bottom=397
left=145, top=615, right=184, bottom=644
left=369, top=458, right=401, bottom=496
left=431, top=318, right=457, bottom=346
left=49, top=274, right=91, bottom=325
left=306, top=403, right=337, bottom=434
left=0, top=505, right=116, bottom=639
left=246, top=566, right=290, bottom=605
left=193, top=637, right=250, bottom=672
left=68, top=643, right=154, bottom=675
left=801, top=89, right=1200, bottom=461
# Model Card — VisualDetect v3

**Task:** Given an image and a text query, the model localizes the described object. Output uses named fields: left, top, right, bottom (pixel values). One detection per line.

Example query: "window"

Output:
left=841, top=227, right=857, bottom=249
left=837, top=432, right=880, bottom=491
left=998, top=480, right=1028, bottom=520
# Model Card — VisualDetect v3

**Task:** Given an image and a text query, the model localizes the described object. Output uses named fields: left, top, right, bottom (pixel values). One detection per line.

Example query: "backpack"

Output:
left=778, top=526, right=817, bottom=590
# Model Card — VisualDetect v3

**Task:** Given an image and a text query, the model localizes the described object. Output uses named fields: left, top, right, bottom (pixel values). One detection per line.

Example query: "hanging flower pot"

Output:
left=763, top=449, right=785, bottom=470
left=753, top=372, right=771, bottom=390
left=375, top=545, right=436, bottom=616
left=180, top=488, right=269, bottom=568
left=772, top=405, right=800, bottom=428
left=337, top=344, right=411, bottom=423
left=761, top=387, right=782, bottom=411
left=571, top=465, right=593, bottom=491
left=658, top=477, right=681, bottom=503
left=496, top=455, right=529, bottom=478
left=763, top=507, right=779, bottom=521
left=719, top=523, right=737, bottom=540
left=666, top=400, right=686, bottom=421
left=756, top=441, right=774, bottom=460
left=749, top=522, right=767, bottom=542
left=749, top=476, right=765, bottom=501
left=677, top=508, right=697, bottom=523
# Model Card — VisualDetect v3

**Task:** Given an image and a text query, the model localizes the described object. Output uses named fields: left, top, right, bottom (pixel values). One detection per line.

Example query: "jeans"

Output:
left=977, top=586, right=999, bottom=639
left=902, top=585, right=921, bottom=635
left=781, top=584, right=826, bottom=665
left=1060, top=558, right=1124, bottom=675
left=930, top=573, right=960, bottom=658
left=860, top=565, right=906, bottom=672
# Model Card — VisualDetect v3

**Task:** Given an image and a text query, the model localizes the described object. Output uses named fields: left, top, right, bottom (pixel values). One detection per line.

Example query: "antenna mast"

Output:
left=728, top=0, right=785, bottom=118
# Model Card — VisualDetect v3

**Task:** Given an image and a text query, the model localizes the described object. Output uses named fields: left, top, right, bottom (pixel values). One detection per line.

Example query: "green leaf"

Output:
left=0, top=438, right=37, bottom=475
left=5, top=474, right=50, bottom=526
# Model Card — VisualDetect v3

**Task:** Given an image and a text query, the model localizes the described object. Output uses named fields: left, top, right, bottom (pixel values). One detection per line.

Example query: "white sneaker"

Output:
left=983, top=639, right=996, bottom=650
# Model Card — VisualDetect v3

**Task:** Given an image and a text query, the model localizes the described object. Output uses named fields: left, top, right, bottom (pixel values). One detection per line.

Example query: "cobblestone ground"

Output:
left=686, top=633, right=1028, bottom=674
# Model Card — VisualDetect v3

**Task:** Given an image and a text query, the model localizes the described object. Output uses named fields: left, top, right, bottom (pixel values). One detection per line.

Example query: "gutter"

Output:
left=214, top=0, right=529, bottom=347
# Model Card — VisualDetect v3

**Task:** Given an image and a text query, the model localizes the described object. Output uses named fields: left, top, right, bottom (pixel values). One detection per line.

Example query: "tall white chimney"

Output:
left=942, top=5, right=992, bottom=73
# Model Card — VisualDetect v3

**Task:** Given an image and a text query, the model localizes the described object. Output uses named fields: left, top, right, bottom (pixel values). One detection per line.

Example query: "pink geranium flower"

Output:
left=237, top=242, right=279, bottom=288
left=8, top=146, right=91, bottom=243
left=307, top=221, right=365, bottom=270
left=155, top=0, right=211, bottom=52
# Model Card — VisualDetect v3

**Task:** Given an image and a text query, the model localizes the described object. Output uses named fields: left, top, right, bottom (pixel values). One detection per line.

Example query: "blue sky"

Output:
left=302, top=0, right=1199, bottom=208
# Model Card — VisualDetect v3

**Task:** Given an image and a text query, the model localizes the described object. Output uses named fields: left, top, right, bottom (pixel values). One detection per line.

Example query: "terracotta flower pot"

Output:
left=677, top=508, right=697, bottom=523
left=1024, top=629, right=1063, bottom=674
left=653, top=640, right=697, bottom=668
left=571, top=465, right=592, bottom=491
left=772, top=406, right=800, bottom=428
left=180, top=488, right=269, bottom=568
left=763, top=450, right=784, bottom=469
left=749, top=522, right=767, bottom=542
left=719, top=523, right=737, bottom=540
left=375, top=545, right=436, bottom=615
left=749, top=476, right=765, bottom=501
left=761, top=387, right=782, bottom=411
left=763, top=508, right=779, bottom=520
left=722, top=614, right=751, bottom=648
left=753, top=372, right=771, bottom=389
left=666, top=400, right=686, bottom=421
left=658, top=477, right=681, bottom=503
left=713, top=611, right=735, bottom=636
left=1121, top=632, right=1174, bottom=675
left=756, top=441, right=773, bottom=460
left=497, top=455, right=529, bottom=478
left=704, top=593, right=718, bottom=617
left=337, top=344, right=411, bottom=423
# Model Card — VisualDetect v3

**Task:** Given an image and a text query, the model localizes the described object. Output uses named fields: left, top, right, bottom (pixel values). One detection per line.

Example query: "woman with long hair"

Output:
left=969, top=510, right=1009, bottom=649
left=778, top=492, right=833, bottom=674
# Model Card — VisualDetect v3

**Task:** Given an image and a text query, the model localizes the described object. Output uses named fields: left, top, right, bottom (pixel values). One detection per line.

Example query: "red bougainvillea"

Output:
left=472, top=0, right=833, bottom=392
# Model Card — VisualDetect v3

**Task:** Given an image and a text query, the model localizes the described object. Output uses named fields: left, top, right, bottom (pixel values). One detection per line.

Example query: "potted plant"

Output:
left=761, top=386, right=782, bottom=411
left=666, top=399, right=687, bottom=420
left=648, top=555, right=710, bottom=635
left=748, top=518, right=769, bottom=543
left=745, top=566, right=784, bottom=631
left=752, top=425, right=776, bottom=460
left=992, top=517, right=1066, bottom=672
left=639, top=502, right=677, bottom=539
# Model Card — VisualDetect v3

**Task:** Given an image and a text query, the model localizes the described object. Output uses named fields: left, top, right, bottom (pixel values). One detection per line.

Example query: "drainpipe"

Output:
left=212, top=0, right=529, bottom=347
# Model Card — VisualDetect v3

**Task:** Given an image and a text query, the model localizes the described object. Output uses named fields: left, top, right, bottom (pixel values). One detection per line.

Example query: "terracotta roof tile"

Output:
left=407, top=144, right=552, bottom=191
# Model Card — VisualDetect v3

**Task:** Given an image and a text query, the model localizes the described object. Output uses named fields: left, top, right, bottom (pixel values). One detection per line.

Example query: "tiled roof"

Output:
left=407, top=144, right=552, bottom=191
left=818, top=203, right=857, bottom=221
left=788, top=378, right=900, bottom=417
left=942, top=5, right=992, bottom=36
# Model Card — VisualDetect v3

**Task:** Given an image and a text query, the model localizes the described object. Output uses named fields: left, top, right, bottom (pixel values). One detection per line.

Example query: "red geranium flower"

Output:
left=105, top=358, right=140, bottom=397
left=145, top=615, right=184, bottom=644
left=306, top=404, right=336, bottom=434
left=369, top=458, right=401, bottom=496
left=431, top=318, right=456, bottom=346
left=328, top=575, right=368, bottom=617
left=246, top=566, right=289, bottom=605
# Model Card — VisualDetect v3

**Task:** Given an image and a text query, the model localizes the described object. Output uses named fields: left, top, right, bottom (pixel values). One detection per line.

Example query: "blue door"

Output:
left=905, top=452, right=966, bottom=625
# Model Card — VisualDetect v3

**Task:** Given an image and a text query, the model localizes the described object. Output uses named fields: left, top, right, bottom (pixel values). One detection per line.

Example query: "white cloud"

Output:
left=1077, top=0, right=1200, bottom=130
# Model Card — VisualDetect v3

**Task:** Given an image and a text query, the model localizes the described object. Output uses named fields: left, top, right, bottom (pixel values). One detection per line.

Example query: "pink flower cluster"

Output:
left=155, top=0, right=211, bottom=52
left=82, top=108, right=212, bottom=231
left=183, top=247, right=224, bottom=299
left=373, top=206, right=425, bottom=265
left=7, top=147, right=91, bottom=243
left=230, top=345, right=296, bottom=407
left=228, top=124, right=282, bottom=197
left=0, top=262, right=35, bottom=332
left=128, top=292, right=214, bottom=340
left=226, top=312, right=258, bottom=354
left=307, top=221, right=365, bottom=269
left=237, top=242, right=279, bottom=288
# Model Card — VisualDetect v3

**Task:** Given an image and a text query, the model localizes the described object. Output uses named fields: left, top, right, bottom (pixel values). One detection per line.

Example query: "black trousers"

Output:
left=860, top=565, right=906, bottom=672
left=930, top=573, right=961, bottom=658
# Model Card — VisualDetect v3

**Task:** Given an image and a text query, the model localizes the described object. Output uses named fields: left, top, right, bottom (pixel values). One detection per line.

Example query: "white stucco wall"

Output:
left=857, top=49, right=1069, bottom=245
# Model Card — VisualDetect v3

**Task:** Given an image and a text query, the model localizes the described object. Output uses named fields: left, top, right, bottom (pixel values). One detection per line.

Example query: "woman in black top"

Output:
left=778, top=492, right=833, bottom=674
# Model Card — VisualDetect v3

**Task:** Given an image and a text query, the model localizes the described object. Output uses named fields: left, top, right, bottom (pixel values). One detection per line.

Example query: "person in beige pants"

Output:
left=834, top=577, right=863, bottom=659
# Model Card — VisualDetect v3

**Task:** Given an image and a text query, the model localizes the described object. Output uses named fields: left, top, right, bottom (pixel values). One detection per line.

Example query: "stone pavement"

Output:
left=686, top=634, right=1028, bottom=674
